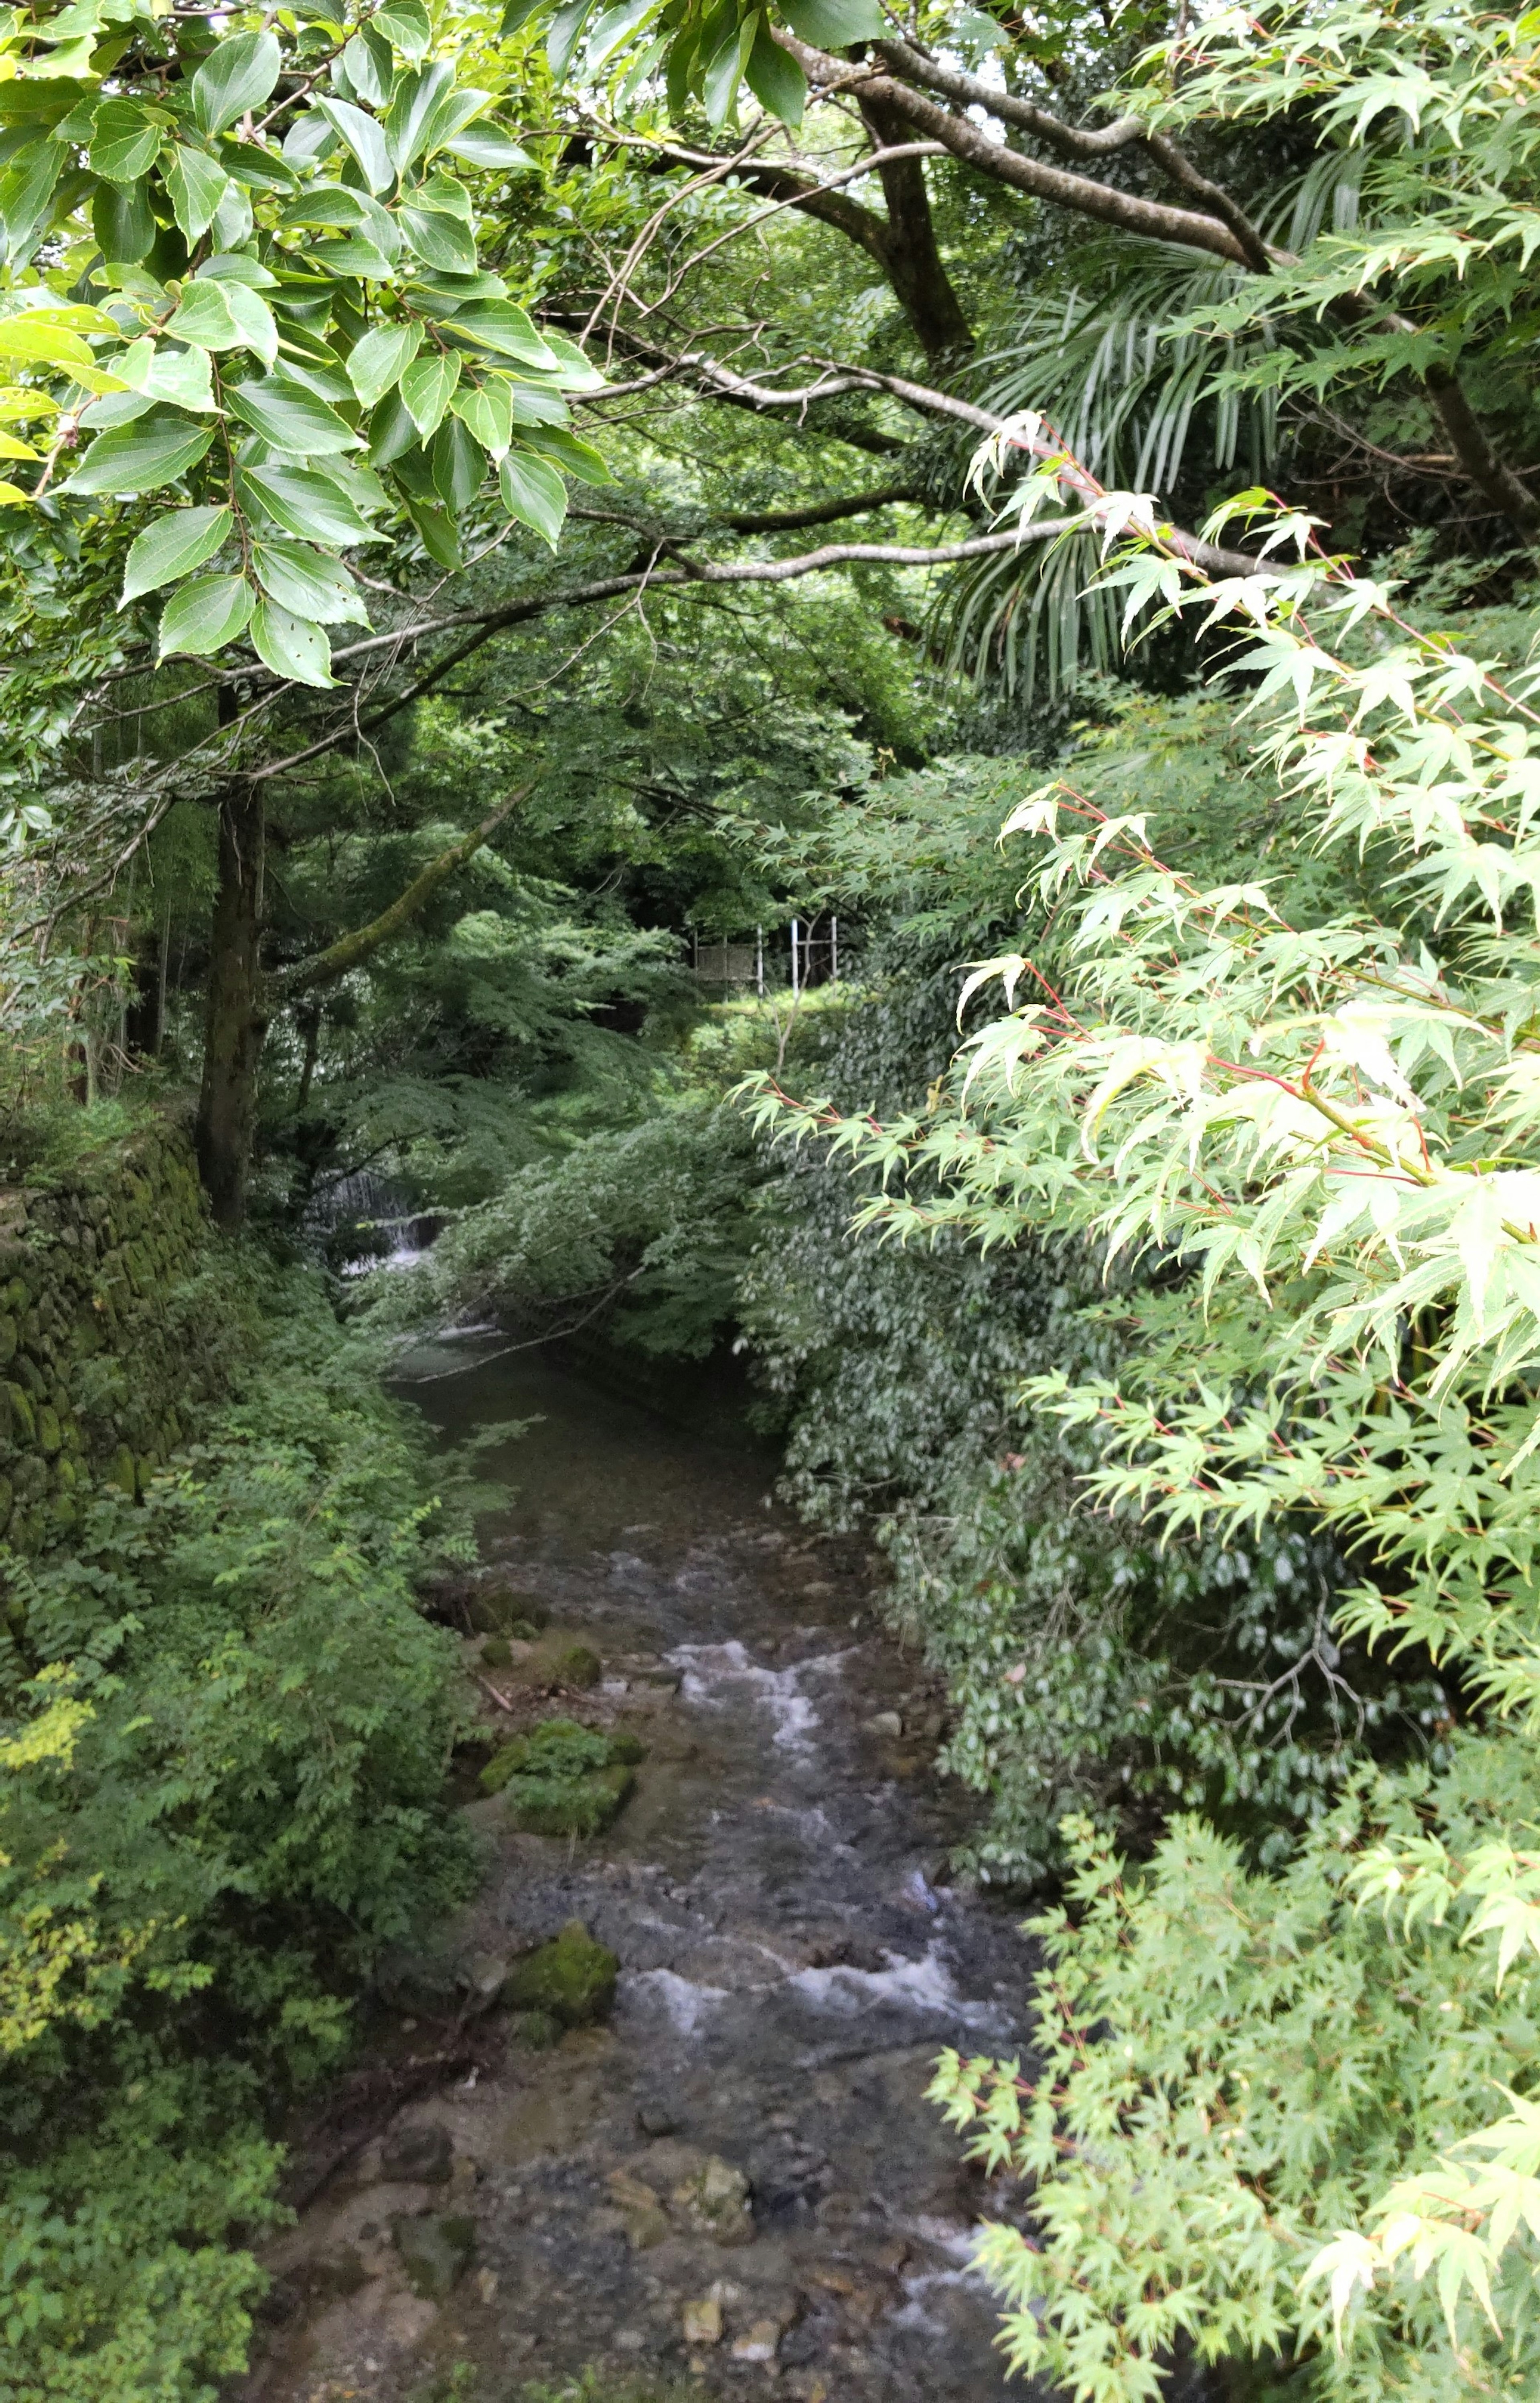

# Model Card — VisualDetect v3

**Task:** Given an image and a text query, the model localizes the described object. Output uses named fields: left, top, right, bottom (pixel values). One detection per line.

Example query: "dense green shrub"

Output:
left=0, top=1261, right=475, bottom=2403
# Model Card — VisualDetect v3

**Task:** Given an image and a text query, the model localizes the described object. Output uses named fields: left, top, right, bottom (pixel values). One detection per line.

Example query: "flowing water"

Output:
left=242, top=1335, right=1041, bottom=2403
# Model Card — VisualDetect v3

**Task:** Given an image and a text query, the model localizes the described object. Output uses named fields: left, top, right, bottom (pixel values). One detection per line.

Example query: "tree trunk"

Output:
left=858, top=96, right=973, bottom=363
left=195, top=778, right=268, bottom=1228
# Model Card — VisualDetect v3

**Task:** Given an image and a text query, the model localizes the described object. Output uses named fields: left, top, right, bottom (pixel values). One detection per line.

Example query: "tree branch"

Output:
left=269, top=788, right=530, bottom=1000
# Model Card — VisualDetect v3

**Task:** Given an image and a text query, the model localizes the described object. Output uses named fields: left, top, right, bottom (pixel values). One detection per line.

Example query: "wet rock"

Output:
left=393, top=2211, right=474, bottom=2300
left=638, top=1666, right=682, bottom=1692
left=463, top=1950, right=514, bottom=2012
left=479, top=1718, right=635, bottom=1837
left=683, top=2294, right=723, bottom=2346
left=468, top=1585, right=549, bottom=1634
left=636, top=2101, right=677, bottom=2138
left=675, top=2154, right=754, bottom=2247
left=863, top=1710, right=903, bottom=1738
left=306, top=2245, right=370, bottom=2298
left=373, top=1939, right=462, bottom=2013
left=380, top=2121, right=453, bottom=2185
left=606, top=2168, right=670, bottom=2250
left=732, top=2318, right=784, bottom=2364
left=503, top=1919, right=618, bottom=2026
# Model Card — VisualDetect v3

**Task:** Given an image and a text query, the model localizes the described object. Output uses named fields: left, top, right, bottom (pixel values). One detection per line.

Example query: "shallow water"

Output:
left=244, top=1335, right=1042, bottom=2403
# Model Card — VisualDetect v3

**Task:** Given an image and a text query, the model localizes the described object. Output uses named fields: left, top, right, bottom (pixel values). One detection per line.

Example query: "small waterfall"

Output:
left=300, top=1167, right=442, bottom=1273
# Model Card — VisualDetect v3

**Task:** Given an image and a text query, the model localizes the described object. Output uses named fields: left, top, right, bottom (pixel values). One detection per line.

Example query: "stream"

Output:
left=241, top=1335, right=1040, bottom=2403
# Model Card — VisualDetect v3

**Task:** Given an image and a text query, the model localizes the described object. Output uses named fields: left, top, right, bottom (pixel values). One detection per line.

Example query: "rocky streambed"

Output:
left=238, top=1338, right=1040, bottom=2403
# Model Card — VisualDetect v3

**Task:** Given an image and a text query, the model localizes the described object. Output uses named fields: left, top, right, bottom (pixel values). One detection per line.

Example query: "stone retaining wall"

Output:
left=0, top=1119, right=213, bottom=1560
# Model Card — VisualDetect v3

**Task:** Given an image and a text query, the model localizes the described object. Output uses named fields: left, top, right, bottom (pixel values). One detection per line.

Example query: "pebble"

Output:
left=863, top=1710, right=903, bottom=1738
left=683, top=2295, right=723, bottom=2346
left=732, top=2318, right=784, bottom=2363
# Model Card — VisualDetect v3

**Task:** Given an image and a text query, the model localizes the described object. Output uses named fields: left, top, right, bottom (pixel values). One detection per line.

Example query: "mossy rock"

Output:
left=551, top=1641, right=601, bottom=1690
left=467, top=1586, right=549, bottom=1634
left=482, top=1635, right=512, bottom=1667
left=509, top=2006, right=561, bottom=2049
left=507, top=1617, right=540, bottom=1641
left=503, top=1920, right=618, bottom=2026
left=509, top=1761, right=634, bottom=1838
left=609, top=1728, right=647, bottom=1766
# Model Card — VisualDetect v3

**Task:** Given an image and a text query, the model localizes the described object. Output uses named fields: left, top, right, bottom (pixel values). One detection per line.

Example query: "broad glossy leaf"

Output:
left=115, top=336, right=216, bottom=413
left=367, top=385, right=419, bottom=465
left=703, top=18, right=755, bottom=126
left=500, top=0, right=547, bottom=32
left=210, top=176, right=255, bottom=249
left=200, top=252, right=280, bottom=289
left=499, top=448, right=566, bottom=547
left=399, top=203, right=478, bottom=275
left=338, top=25, right=394, bottom=107
left=745, top=19, right=807, bottom=124
left=431, top=414, right=485, bottom=511
left=79, top=389, right=154, bottom=429
left=452, top=376, right=513, bottom=457
left=317, top=95, right=393, bottom=193
left=0, top=318, right=93, bottom=372
left=63, top=407, right=215, bottom=494
left=164, top=278, right=244, bottom=350
left=444, top=125, right=534, bottom=169
left=533, top=329, right=606, bottom=390
left=448, top=300, right=558, bottom=369
left=348, top=320, right=423, bottom=409
left=223, top=281, right=280, bottom=369
left=547, top=0, right=598, bottom=76
left=383, top=59, right=456, bottom=171
left=88, top=98, right=162, bottom=182
left=238, top=463, right=383, bottom=545
left=374, top=0, right=433, bottom=59
left=0, top=432, right=38, bottom=459
left=505, top=380, right=570, bottom=427
left=163, top=147, right=227, bottom=244
left=523, top=424, right=612, bottom=486
left=407, top=495, right=463, bottom=570
left=227, top=373, right=360, bottom=453
left=158, top=573, right=254, bottom=658
left=401, top=348, right=460, bottom=438
left=0, top=139, right=65, bottom=249
left=92, top=177, right=156, bottom=263
left=778, top=0, right=885, bottom=41
left=190, top=30, right=282, bottom=138
left=252, top=537, right=371, bottom=624
left=121, top=503, right=232, bottom=604
left=251, top=598, right=335, bottom=687
left=278, top=184, right=374, bottom=229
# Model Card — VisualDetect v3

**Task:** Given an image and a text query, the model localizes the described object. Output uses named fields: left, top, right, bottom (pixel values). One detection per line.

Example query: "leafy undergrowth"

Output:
left=0, top=1256, right=478, bottom=2403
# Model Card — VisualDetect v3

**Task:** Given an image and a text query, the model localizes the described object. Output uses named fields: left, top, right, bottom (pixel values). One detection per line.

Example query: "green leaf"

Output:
left=310, top=236, right=399, bottom=280
left=522, top=424, right=612, bottom=486
left=251, top=598, right=335, bottom=686
left=227, top=373, right=360, bottom=454
left=367, top=385, right=419, bottom=466
left=190, top=30, right=282, bottom=139
left=499, top=448, right=566, bottom=547
left=0, top=317, right=93, bottom=373
left=158, top=573, right=254, bottom=658
left=348, top=320, right=424, bottom=409
left=383, top=59, right=456, bottom=172
left=252, top=538, right=370, bottom=624
left=406, top=495, right=463, bottom=569
left=165, top=146, right=231, bottom=243
left=120, top=504, right=232, bottom=606
left=374, top=0, right=434, bottom=59
left=223, top=281, right=280, bottom=370
left=277, top=184, right=375, bottom=230
left=114, top=336, right=216, bottom=413
left=163, top=278, right=244, bottom=351
left=0, top=138, right=65, bottom=254
left=338, top=25, right=394, bottom=108
left=443, top=124, right=534, bottom=169
left=92, top=177, right=156, bottom=263
left=431, top=413, right=485, bottom=511
left=777, top=0, right=884, bottom=42
left=63, top=407, right=215, bottom=495
left=238, top=464, right=383, bottom=545
left=448, top=300, right=559, bottom=368
left=400, top=348, right=460, bottom=438
left=745, top=18, right=806, bottom=124
left=399, top=203, right=478, bottom=275
left=88, top=98, right=162, bottom=182
left=316, top=96, right=393, bottom=194
left=547, top=0, right=598, bottom=75
left=500, top=0, right=548, bottom=33
left=530, top=328, right=607, bottom=391
left=704, top=18, right=754, bottom=127
left=210, top=176, right=255, bottom=249
left=452, top=376, right=513, bottom=457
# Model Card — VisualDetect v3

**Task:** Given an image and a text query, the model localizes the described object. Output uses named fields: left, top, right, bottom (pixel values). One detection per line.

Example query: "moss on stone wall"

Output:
left=0, top=1118, right=216, bottom=1562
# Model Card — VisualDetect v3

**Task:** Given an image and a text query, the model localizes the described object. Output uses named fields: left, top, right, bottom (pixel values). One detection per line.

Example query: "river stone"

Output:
left=503, top=1920, right=618, bottom=2026
left=732, top=2318, right=783, bottom=2363
left=675, top=2154, right=754, bottom=2246
left=380, top=2121, right=453, bottom=2184
left=393, top=2211, right=474, bottom=2300
left=683, top=2294, right=723, bottom=2346
left=863, top=1710, right=903, bottom=1738
left=482, top=1636, right=512, bottom=1667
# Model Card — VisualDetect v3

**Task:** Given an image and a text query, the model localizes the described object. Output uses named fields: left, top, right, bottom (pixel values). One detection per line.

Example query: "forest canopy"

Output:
left=6, top=0, right=1540, bottom=2396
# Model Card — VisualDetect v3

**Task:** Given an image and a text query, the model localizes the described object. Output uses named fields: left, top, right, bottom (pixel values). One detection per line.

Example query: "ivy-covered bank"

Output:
left=0, top=1120, right=213, bottom=1562
left=0, top=1121, right=475, bottom=2403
